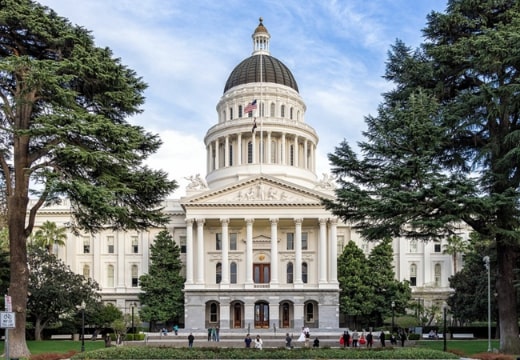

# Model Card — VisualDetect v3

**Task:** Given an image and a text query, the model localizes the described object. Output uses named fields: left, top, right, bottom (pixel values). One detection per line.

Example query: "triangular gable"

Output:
left=181, top=175, right=333, bottom=207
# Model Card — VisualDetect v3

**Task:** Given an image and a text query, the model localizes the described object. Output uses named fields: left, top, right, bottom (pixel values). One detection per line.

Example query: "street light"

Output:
left=483, top=256, right=491, bottom=352
left=443, top=306, right=447, bottom=352
left=79, top=301, right=86, bottom=352
left=391, top=301, right=395, bottom=332
left=131, top=303, right=136, bottom=336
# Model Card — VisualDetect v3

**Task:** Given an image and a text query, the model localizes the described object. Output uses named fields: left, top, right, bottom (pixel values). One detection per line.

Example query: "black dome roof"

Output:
left=224, top=54, right=299, bottom=93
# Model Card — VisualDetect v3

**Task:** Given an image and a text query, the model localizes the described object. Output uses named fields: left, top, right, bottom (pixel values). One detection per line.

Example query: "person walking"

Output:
left=352, top=330, right=359, bottom=347
left=366, top=331, right=373, bottom=348
left=254, top=334, right=263, bottom=349
left=188, top=333, right=194, bottom=348
left=244, top=333, right=252, bottom=348
left=342, top=331, right=350, bottom=348
left=285, top=333, right=292, bottom=349
left=207, top=327, right=211, bottom=341
left=215, top=325, right=220, bottom=342
left=380, top=330, right=386, bottom=347
left=400, top=330, right=407, bottom=347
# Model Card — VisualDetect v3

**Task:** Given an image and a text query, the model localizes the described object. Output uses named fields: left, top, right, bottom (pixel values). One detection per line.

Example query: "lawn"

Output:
left=0, top=339, right=509, bottom=359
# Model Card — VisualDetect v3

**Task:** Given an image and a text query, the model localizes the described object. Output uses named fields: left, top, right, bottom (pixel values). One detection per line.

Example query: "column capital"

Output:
left=186, top=218, right=195, bottom=225
left=245, top=218, right=255, bottom=225
left=293, top=217, right=303, bottom=224
left=269, top=217, right=279, bottom=224
left=319, top=217, right=328, bottom=225
left=196, top=218, right=205, bottom=225
left=329, top=217, right=338, bottom=225
left=220, top=218, right=230, bottom=225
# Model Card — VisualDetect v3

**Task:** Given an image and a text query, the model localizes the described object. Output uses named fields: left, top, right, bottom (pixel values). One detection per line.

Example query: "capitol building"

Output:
left=33, top=19, right=460, bottom=330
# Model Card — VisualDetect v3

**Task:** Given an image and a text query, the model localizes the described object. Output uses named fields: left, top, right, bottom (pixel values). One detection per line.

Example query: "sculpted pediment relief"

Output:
left=183, top=176, right=329, bottom=206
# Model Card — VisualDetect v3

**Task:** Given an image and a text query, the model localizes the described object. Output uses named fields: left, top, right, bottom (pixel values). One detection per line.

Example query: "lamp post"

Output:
left=443, top=306, right=447, bottom=352
left=80, top=301, right=86, bottom=352
left=131, top=303, right=136, bottom=336
left=391, top=301, right=395, bottom=332
left=483, top=256, right=491, bottom=352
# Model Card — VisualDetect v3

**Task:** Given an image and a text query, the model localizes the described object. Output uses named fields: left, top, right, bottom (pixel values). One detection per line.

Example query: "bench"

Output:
left=51, top=334, right=73, bottom=340
left=422, top=333, right=443, bottom=339
left=452, top=333, right=474, bottom=339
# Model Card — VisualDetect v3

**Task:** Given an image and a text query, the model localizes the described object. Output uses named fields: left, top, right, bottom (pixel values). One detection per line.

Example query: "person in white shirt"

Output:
left=254, top=334, right=263, bottom=349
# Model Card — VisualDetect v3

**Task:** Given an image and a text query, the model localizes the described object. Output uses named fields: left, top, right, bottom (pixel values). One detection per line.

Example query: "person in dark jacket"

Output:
left=380, top=331, right=386, bottom=347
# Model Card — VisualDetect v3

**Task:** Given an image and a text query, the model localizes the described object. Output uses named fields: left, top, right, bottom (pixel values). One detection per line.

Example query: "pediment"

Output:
left=181, top=176, right=332, bottom=207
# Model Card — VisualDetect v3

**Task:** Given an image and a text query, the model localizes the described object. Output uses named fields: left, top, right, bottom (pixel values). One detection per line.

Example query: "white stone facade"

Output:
left=31, top=19, right=462, bottom=330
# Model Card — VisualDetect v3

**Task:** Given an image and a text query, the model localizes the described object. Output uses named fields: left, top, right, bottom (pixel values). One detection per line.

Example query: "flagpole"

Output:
left=259, top=53, right=263, bottom=173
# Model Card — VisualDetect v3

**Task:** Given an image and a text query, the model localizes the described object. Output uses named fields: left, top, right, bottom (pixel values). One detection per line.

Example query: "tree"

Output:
left=0, top=1, right=177, bottom=356
left=442, top=235, right=468, bottom=274
left=447, top=232, right=498, bottom=326
left=31, top=221, right=67, bottom=254
left=367, top=238, right=412, bottom=327
left=27, top=247, right=101, bottom=341
left=139, top=230, right=184, bottom=329
left=325, top=1, right=520, bottom=352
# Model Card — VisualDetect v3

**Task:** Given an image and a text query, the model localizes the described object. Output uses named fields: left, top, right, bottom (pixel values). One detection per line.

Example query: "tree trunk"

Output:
left=496, top=241, right=520, bottom=353
left=34, top=318, right=42, bottom=341
left=7, top=194, right=30, bottom=358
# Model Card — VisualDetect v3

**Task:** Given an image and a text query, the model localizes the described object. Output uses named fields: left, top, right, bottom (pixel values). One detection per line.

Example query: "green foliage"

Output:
left=338, top=240, right=411, bottom=328
left=70, top=346, right=458, bottom=359
left=88, top=303, right=123, bottom=329
left=139, top=230, right=185, bottom=327
left=27, top=247, right=101, bottom=340
left=325, top=0, right=520, bottom=353
left=447, top=232, right=498, bottom=325
left=30, top=221, right=67, bottom=254
left=1, top=0, right=177, bottom=355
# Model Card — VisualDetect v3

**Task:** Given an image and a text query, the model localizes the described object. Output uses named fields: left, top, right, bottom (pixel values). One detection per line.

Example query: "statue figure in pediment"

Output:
left=317, top=173, right=335, bottom=190
left=245, top=187, right=256, bottom=200
left=267, top=187, right=278, bottom=200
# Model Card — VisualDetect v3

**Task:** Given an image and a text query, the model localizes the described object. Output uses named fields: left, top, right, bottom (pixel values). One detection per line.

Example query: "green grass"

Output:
left=0, top=339, right=507, bottom=359
left=417, top=339, right=501, bottom=355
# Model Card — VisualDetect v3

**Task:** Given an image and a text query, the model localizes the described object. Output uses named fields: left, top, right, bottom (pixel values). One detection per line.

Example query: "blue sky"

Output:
left=37, top=0, right=448, bottom=197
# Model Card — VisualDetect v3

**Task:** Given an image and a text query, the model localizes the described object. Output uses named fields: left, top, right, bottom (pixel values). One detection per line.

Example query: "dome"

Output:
left=223, top=54, right=299, bottom=93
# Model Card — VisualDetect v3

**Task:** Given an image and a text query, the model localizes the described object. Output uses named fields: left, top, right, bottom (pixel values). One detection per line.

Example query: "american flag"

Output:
left=244, top=100, right=257, bottom=113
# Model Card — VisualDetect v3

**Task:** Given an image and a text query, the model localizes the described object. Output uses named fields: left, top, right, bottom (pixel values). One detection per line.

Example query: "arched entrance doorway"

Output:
left=254, top=301, right=269, bottom=328
left=280, top=301, right=293, bottom=328
left=231, top=301, right=244, bottom=328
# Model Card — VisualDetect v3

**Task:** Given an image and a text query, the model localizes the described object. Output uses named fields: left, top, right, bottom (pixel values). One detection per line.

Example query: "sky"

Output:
left=37, top=0, right=448, bottom=197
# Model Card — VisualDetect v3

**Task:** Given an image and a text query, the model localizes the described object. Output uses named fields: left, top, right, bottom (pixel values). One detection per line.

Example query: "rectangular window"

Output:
left=410, top=277, right=417, bottom=286
left=434, top=242, right=441, bottom=253
left=83, top=236, right=90, bottom=254
left=180, top=236, right=186, bottom=253
left=131, top=236, right=139, bottom=254
left=131, top=265, right=139, bottom=287
left=107, top=236, right=114, bottom=254
left=337, top=235, right=345, bottom=254
left=230, top=233, right=237, bottom=250
left=286, top=233, right=294, bottom=250
left=302, top=232, right=308, bottom=250
left=216, top=233, right=222, bottom=250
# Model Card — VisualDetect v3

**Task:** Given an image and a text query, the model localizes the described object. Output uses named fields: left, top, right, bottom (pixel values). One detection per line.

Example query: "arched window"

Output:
left=434, top=263, right=441, bottom=286
left=410, top=239, right=418, bottom=253
left=238, top=105, right=243, bottom=118
left=247, top=141, right=253, bottom=163
left=302, top=262, right=308, bottom=283
left=281, top=105, right=285, bottom=118
left=410, top=263, right=417, bottom=286
left=229, top=144, right=233, bottom=166
left=107, top=265, right=114, bottom=287
left=289, top=144, right=294, bottom=165
left=229, top=107, right=233, bottom=120
left=216, top=263, right=222, bottom=284
left=230, top=262, right=237, bottom=284
left=210, top=302, right=218, bottom=323
left=306, top=303, right=314, bottom=322
left=83, top=264, right=90, bottom=278
left=287, top=262, right=293, bottom=284
left=270, top=102, right=275, bottom=117
left=131, top=264, right=138, bottom=287
left=290, top=107, right=293, bottom=119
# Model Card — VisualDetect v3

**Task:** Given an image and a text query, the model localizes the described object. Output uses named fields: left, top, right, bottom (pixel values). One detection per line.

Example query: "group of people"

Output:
left=244, top=333, right=263, bottom=349
left=340, top=329, right=407, bottom=348
left=207, top=326, right=220, bottom=342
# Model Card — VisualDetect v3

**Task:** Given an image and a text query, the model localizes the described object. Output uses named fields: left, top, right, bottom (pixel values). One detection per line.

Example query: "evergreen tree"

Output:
left=367, top=238, right=412, bottom=327
left=325, top=0, right=520, bottom=352
left=0, top=1, right=177, bottom=356
left=139, top=230, right=184, bottom=329
left=337, top=241, right=371, bottom=328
